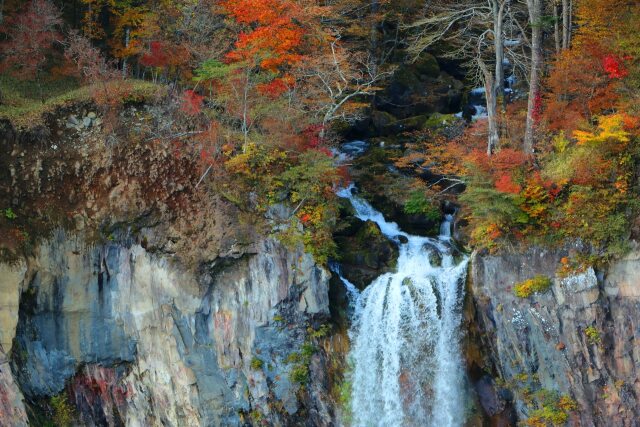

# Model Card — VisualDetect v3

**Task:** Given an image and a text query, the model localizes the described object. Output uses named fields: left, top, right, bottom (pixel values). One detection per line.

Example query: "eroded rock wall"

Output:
left=470, top=247, right=640, bottom=426
left=1, top=231, right=333, bottom=426
left=0, top=262, right=28, bottom=426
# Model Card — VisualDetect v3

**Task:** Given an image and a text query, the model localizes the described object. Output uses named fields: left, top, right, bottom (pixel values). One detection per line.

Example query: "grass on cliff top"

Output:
left=0, top=74, right=160, bottom=128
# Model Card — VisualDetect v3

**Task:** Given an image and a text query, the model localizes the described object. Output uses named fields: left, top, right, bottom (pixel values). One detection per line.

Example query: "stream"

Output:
left=335, top=185, right=469, bottom=427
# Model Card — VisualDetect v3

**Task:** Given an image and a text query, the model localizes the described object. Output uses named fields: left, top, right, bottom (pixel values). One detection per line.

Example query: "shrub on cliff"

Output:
left=523, top=390, right=578, bottom=427
left=404, top=190, right=441, bottom=221
left=225, top=144, right=342, bottom=264
left=514, top=276, right=553, bottom=298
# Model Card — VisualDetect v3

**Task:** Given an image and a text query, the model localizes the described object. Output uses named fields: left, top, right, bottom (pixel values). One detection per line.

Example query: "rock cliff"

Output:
left=0, top=231, right=334, bottom=426
left=468, top=246, right=640, bottom=426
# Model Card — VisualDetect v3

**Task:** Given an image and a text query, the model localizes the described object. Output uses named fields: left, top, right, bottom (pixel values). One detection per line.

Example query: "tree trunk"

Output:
left=122, top=27, right=130, bottom=78
left=485, top=80, right=499, bottom=156
left=554, top=1, right=561, bottom=53
left=493, top=0, right=506, bottom=108
left=568, top=0, right=573, bottom=46
left=241, top=69, right=250, bottom=150
left=524, top=0, right=543, bottom=154
left=479, top=60, right=499, bottom=156
left=562, top=0, right=571, bottom=49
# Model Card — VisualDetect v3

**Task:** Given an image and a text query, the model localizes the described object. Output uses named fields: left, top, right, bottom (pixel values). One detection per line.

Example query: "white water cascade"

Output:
left=336, top=186, right=469, bottom=427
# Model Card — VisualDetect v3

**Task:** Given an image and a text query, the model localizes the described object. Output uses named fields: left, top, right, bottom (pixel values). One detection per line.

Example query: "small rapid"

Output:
left=335, top=185, right=469, bottom=427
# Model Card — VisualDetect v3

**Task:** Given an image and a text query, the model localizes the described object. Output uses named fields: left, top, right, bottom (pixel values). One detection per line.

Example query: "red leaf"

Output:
left=494, top=174, right=522, bottom=194
left=603, top=54, right=628, bottom=79
left=140, top=41, right=169, bottom=68
left=181, top=90, right=204, bottom=115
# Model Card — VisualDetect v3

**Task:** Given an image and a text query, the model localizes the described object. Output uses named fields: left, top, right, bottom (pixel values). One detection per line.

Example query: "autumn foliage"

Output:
left=180, top=90, right=205, bottom=115
left=221, top=0, right=306, bottom=70
left=0, top=0, right=62, bottom=81
left=140, top=41, right=169, bottom=68
left=1, top=0, right=639, bottom=266
left=460, top=111, right=637, bottom=254
left=442, top=0, right=639, bottom=255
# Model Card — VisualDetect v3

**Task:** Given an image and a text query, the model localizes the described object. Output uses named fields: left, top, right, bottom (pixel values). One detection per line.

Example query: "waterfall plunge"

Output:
left=336, top=186, right=468, bottom=427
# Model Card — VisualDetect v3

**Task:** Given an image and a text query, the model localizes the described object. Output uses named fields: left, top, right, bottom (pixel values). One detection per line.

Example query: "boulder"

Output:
left=368, top=193, right=440, bottom=237
left=376, top=53, right=464, bottom=119
left=371, top=112, right=435, bottom=136
left=334, top=219, right=399, bottom=289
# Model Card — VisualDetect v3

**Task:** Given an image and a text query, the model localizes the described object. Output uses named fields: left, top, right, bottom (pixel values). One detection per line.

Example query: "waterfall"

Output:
left=336, top=186, right=469, bottom=427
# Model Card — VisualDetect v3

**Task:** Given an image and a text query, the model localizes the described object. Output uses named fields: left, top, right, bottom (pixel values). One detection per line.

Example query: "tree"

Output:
left=297, top=33, right=390, bottom=135
left=408, top=0, right=511, bottom=155
left=542, top=0, right=638, bottom=133
left=523, top=0, right=544, bottom=154
left=0, top=0, right=62, bottom=98
left=321, top=0, right=410, bottom=74
left=193, top=0, right=308, bottom=147
left=81, top=0, right=158, bottom=76
left=64, top=30, right=119, bottom=82
left=561, top=0, right=571, bottom=49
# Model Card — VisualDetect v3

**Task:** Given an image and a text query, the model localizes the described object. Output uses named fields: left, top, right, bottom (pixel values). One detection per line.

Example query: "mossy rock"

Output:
left=428, top=250, right=443, bottom=267
left=369, top=193, right=441, bottom=237
left=379, top=62, right=464, bottom=119
left=354, top=146, right=402, bottom=173
left=413, top=53, right=441, bottom=78
left=394, top=114, right=433, bottom=132
left=372, top=113, right=434, bottom=135
left=391, top=66, right=422, bottom=91
left=330, top=117, right=353, bottom=136
left=371, top=110, right=399, bottom=135
left=335, top=198, right=360, bottom=237
left=424, top=113, right=459, bottom=129
left=335, top=219, right=399, bottom=289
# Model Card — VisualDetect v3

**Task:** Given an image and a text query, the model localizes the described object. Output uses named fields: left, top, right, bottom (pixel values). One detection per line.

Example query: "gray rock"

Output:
left=82, top=117, right=92, bottom=128
left=475, top=375, right=505, bottom=417
left=5, top=231, right=333, bottom=426
left=470, top=247, right=640, bottom=426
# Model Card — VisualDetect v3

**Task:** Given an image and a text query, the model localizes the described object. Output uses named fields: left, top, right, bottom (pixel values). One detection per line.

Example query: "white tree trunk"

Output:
left=562, top=0, right=571, bottom=49
left=242, top=75, right=249, bottom=150
left=485, top=79, right=499, bottom=156
left=493, top=0, right=508, bottom=118
left=524, top=0, right=543, bottom=154
left=554, top=1, right=561, bottom=53
left=493, top=1, right=505, bottom=102
left=479, top=59, right=499, bottom=156
left=122, top=27, right=130, bottom=78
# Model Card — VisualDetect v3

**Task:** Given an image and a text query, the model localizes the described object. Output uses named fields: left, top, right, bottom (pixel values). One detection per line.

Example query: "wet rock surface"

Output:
left=334, top=214, right=399, bottom=289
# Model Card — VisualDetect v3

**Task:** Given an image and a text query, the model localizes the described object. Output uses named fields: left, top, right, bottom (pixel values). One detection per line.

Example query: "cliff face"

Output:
left=0, top=231, right=334, bottom=426
left=469, top=246, right=640, bottom=426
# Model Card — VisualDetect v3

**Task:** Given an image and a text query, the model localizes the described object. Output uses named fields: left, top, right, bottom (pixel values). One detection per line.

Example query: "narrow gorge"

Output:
left=337, top=185, right=468, bottom=426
